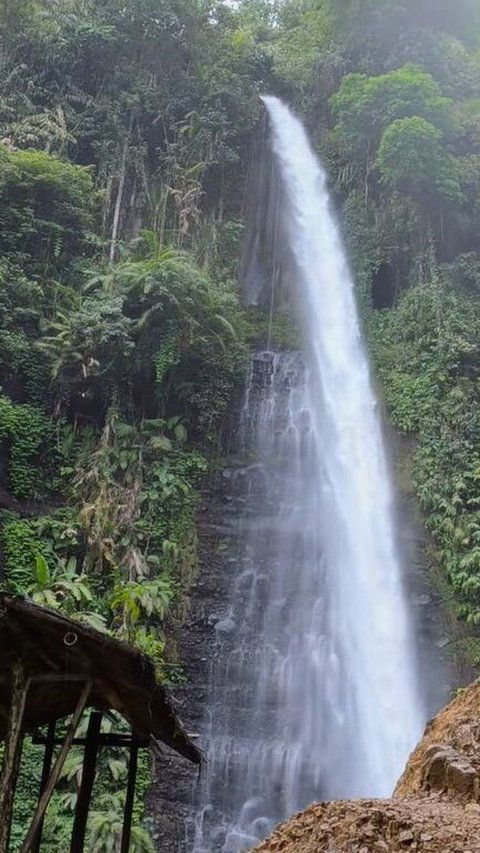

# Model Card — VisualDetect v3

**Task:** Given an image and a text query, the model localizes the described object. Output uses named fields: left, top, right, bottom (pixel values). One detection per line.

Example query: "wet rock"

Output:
left=254, top=573, right=270, bottom=601
left=214, top=617, right=237, bottom=635
left=224, top=830, right=260, bottom=852
left=412, top=593, right=432, bottom=606
left=236, top=571, right=254, bottom=591
left=210, top=827, right=227, bottom=845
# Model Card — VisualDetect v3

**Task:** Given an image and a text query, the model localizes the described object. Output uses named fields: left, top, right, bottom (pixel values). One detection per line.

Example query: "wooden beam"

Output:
left=0, top=661, right=28, bottom=853
left=29, top=674, right=91, bottom=684
left=20, top=680, right=92, bottom=853
left=70, top=711, right=102, bottom=853
left=32, top=733, right=149, bottom=748
left=120, top=733, right=140, bottom=853
left=31, top=721, right=56, bottom=853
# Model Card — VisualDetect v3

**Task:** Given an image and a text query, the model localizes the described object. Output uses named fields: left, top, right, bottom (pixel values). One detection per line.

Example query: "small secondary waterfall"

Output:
left=189, top=98, right=425, bottom=852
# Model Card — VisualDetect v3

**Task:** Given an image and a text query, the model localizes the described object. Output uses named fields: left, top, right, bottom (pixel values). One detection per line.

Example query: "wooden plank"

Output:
left=29, top=674, right=91, bottom=684
left=32, top=733, right=148, bottom=748
left=120, top=733, right=140, bottom=853
left=0, top=661, right=28, bottom=853
left=20, top=681, right=92, bottom=853
left=5, top=615, right=60, bottom=673
left=70, top=711, right=103, bottom=853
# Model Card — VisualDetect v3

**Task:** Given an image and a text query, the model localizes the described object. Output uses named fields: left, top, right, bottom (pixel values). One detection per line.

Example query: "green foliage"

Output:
left=245, top=308, right=302, bottom=350
left=29, top=553, right=95, bottom=615
left=6, top=714, right=153, bottom=853
left=8, top=738, right=46, bottom=852
left=376, top=116, right=462, bottom=203
left=40, top=294, right=134, bottom=409
left=1, top=516, right=47, bottom=590
left=273, top=0, right=334, bottom=95
left=369, top=275, right=480, bottom=626
left=0, top=395, right=53, bottom=497
left=332, top=66, right=452, bottom=150
left=0, top=260, right=52, bottom=396
left=0, top=1, right=264, bottom=849
left=87, top=797, right=154, bottom=853
left=154, top=327, right=181, bottom=385
left=323, top=41, right=480, bottom=281
left=110, top=577, right=174, bottom=639
left=38, top=245, right=247, bottom=426
left=0, top=146, right=98, bottom=272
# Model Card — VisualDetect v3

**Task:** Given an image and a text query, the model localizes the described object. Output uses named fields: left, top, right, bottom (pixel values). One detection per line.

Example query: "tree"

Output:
left=331, top=65, right=453, bottom=154
left=273, top=0, right=334, bottom=94
left=0, top=147, right=98, bottom=272
left=376, top=116, right=462, bottom=204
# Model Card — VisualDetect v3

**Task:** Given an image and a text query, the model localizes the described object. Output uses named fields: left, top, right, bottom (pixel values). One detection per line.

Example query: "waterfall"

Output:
left=189, top=98, right=425, bottom=852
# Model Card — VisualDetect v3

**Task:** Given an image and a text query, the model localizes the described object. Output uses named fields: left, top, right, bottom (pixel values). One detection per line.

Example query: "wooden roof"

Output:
left=0, top=594, right=201, bottom=764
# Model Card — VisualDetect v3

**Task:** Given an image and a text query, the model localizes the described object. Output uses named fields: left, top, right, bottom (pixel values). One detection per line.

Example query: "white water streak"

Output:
left=262, top=95, right=424, bottom=791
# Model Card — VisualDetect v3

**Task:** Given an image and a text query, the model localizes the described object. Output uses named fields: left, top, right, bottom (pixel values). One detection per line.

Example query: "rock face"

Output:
left=253, top=681, right=480, bottom=853
left=395, top=680, right=480, bottom=800
left=146, top=454, right=252, bottom=851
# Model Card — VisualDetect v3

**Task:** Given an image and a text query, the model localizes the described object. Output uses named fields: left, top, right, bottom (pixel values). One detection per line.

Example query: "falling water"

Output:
left=189, top=98, right=425, bottom=852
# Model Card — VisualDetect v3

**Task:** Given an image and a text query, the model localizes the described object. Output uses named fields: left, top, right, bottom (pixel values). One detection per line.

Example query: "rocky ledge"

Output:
left=253, top=681, right=480, bottom=853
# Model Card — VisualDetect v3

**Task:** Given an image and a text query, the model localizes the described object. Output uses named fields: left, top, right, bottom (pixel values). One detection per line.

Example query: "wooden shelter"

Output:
left=0, top=593, right=201, bottom=852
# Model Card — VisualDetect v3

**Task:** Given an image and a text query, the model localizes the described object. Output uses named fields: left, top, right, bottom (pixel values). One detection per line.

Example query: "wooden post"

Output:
left=31, top=721, right=57, bottom=853
left=70, top=711, right=103, bottom=853
left=120, top=733, right=139, bottom=853
left=21, top=680, right=91, bottom=853
left=0, top=661, right=28, bottom=853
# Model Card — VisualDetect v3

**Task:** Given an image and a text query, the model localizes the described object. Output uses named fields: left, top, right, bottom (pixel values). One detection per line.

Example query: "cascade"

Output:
left=189, top=98, right=425, bottom=852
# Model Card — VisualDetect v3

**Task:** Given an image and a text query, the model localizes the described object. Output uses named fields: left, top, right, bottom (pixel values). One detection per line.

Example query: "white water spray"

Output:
left=190, top=98, right=425, bottom=852
left=262, top=94, right=424, bottom=791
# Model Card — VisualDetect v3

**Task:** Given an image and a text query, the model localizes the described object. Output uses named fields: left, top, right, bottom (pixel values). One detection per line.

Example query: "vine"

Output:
left=0, top=395, right=54, bottom=498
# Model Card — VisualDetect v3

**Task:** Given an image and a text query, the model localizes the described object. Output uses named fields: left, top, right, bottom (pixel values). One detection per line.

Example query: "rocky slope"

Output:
left=253, top=681, right=480, bottom=853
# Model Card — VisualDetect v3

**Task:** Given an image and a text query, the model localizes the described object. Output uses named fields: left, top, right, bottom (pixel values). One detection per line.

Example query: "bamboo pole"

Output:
left=31, top=721, right=56, bottom=853
left=120, top=733, right=139, bottom=853
left=21, top=680, right=92, bottom=853
left=70, top=711, right=102, bottom=853
left=0, top=661, right=28, bottom=853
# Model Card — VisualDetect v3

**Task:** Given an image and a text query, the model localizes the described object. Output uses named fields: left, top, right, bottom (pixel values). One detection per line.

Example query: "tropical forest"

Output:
left=1, top=0, right=480, bottom=851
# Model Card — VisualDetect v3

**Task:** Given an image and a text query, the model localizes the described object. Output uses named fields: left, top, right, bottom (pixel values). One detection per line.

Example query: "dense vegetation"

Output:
left=1, top=0, right=480, bottom=848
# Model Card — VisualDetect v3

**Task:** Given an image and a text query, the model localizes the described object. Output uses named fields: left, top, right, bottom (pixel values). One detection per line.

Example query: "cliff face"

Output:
left=147, top=451, right=252, bottom=850
left=395, top=680, right=480, bottom=801
left=253, top=682, right=480, bottom=853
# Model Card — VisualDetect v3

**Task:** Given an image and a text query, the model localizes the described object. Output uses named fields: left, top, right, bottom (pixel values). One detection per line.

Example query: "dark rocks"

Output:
left=421, top=743, right=479, bottom=800
left=214, top=618, right=237, bottom=635
left=147, top=460, right=248, bottom=852
left=412, top=594, right=432, bottom=606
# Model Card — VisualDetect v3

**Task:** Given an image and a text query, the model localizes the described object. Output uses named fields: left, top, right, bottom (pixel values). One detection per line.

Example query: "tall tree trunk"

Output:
left=0, top=662, right=28, bottom=853
left=109, top=117, right=133, bottom=264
